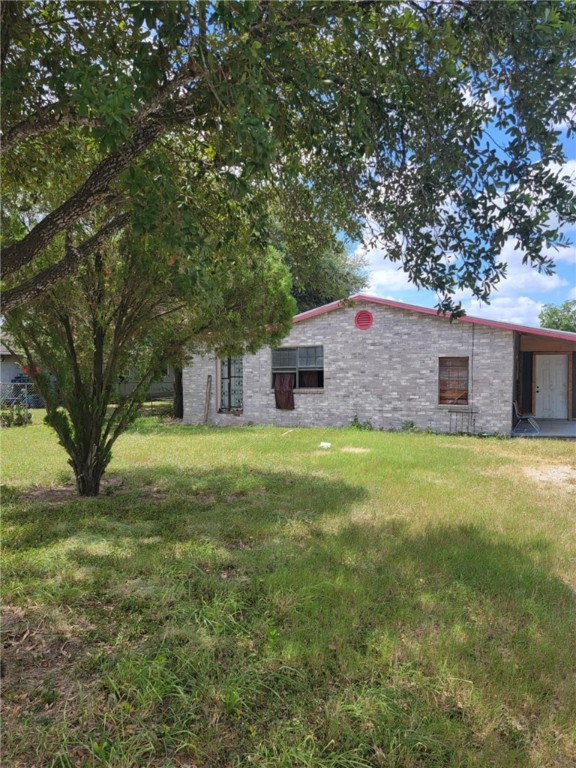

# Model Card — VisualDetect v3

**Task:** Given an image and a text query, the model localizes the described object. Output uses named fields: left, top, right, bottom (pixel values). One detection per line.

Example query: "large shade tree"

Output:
left=2, top=0, right=576, bottom=316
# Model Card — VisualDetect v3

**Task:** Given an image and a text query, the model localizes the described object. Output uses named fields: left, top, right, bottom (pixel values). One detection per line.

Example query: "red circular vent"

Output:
left=354, top=309, right=373, bottom=330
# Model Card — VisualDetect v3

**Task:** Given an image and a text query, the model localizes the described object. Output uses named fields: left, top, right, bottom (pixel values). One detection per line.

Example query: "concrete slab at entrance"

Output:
left=512, top=419, right=576, bottom=439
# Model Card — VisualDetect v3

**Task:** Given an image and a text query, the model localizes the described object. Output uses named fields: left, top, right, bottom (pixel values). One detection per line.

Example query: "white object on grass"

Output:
left=319, top=442, right=332, bottom=449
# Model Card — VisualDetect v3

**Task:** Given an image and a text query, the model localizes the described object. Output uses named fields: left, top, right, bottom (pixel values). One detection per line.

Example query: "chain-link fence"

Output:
left=0, top=381, right=44, bottom=410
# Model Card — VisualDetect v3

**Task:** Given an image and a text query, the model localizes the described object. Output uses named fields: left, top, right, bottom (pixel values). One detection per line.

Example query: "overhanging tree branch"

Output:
left=1, top=212, right=131, bottom=314
left=1, top=108, right=105, bottom=154
left=0, top=123, right=162, bottom=280
left=2, top=0, right=576, bottom=318
left=1, top=64, right=197, bottom=156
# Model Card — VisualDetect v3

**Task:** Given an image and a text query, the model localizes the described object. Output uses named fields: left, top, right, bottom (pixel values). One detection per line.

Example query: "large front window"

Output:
left=220, top=356, right=243, bottom=411
left=272, top=346, right=324, bottom=389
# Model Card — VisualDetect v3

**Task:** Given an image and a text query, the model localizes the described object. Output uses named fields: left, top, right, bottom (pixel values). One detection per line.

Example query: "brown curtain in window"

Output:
left=301, top=371, right=318, bottom=388
left=274, top=373, right=295, bottom=410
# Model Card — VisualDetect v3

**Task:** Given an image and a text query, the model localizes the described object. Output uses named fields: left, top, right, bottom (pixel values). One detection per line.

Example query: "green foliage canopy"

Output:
left=265, top=211, right=367, bottom=312
left=538, top=299, right=576, bottom=332
left=2, top=0, right=576, bottom=314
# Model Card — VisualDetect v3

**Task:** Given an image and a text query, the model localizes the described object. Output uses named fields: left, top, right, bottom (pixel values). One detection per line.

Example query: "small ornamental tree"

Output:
left=538, top=300, right=576, bottom=333
left=5, top=231, right=294, bottom=496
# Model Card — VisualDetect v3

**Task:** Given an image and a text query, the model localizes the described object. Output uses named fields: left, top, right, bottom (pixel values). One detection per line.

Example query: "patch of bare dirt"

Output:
left=223, top=491, right=248, bottom=502
left=218, top=564, right=239, bottom=579
left=20, top=486, right=79, bottom=504
left=340, top=447, right=371, bottom=454
left=227, top=538, right=254, bottom=550
left=20, top=475, right=125, bottom=504
left=16, top=476, right=178, bottom=504
left=196, top=492, right=216, bottom=504
left=142, top=486, right=168, bottom=502
left=523, top=464, right=576, bottom=488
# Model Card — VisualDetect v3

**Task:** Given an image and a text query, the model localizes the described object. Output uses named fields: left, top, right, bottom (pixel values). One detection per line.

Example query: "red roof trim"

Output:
left=292, top=294, right=576, bottom=342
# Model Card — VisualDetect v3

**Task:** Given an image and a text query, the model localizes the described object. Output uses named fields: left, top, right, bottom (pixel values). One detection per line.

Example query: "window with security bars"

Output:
left=271, top=346, right=324, bottom=389
left=439, top=357, right=469, bottom=405
left=220, top=357, right=243, bottom=411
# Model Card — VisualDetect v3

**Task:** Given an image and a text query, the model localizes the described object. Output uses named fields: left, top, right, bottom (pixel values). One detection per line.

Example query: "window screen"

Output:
left=439, top=357, right=469, bottom=405
left=298, top=346, right=323, bottom=368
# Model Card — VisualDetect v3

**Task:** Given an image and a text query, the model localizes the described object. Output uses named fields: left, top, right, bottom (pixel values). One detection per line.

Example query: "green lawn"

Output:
left=1, top=417, right=575, bottom=768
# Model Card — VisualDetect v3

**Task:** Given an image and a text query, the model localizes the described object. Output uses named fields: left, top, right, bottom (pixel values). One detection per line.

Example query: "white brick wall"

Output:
left=183, top=302, right=515, bottom=434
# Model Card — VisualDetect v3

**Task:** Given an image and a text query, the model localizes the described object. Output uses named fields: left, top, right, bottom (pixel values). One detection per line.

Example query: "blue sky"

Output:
left=356, top=134, right=576, bottom=329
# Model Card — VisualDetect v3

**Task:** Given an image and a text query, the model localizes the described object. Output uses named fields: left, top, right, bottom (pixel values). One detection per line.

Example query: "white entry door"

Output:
left=535, top=355, right=568, bottom=419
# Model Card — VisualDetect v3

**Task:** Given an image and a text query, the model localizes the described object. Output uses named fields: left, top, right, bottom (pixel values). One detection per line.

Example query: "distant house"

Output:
left=117, top=366, right=176, bottom=402
left=0, top=341, right=21, bottom=385
left=0, top=339, right=45, bottom=408
left=182, top=295, right=576, bottom=437
left=1, top=338, right=175, bottom=407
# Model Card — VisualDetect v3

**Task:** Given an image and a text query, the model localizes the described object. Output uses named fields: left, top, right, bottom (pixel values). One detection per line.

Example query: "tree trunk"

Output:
left=71, top=446, right=107, bottom=497
left=173, top=365, right=183, bottom=419
left=74, top=466, right=103, bottom=497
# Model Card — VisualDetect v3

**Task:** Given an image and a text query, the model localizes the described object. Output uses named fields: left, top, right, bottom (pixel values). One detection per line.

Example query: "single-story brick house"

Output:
left=182, top=295, right=576, bottom=436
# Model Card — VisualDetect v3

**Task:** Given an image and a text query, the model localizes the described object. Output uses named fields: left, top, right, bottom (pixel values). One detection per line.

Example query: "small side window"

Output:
left=439, top=357, right=469, bottom=405
left=220, top=357, right=243, bottom=411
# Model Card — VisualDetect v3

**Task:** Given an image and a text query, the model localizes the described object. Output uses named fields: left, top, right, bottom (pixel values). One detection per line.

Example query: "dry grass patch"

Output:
left=523, top=464, right=576, bottom=488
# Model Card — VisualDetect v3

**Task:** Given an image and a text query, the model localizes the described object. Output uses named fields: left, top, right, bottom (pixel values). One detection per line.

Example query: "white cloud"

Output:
left=553, top=245, right=576, bottom=265
left=354, top=242, right=417, bottom=293
left=491, top=246, right=568, bottom=297
left=569, top=286, right=576, bottom=300
left=360, top=239, right=569, bottom=302
left=460, top=296, right=545, bottom=327
left=463, top=296, right=544, bottom=327
left=544, top=159, right=576, bottom=193
left=460, top=85, right=497, bottom=112
left=354, top=242, right=392, bottom=272
left=367, top=267, right=415, bottom=294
